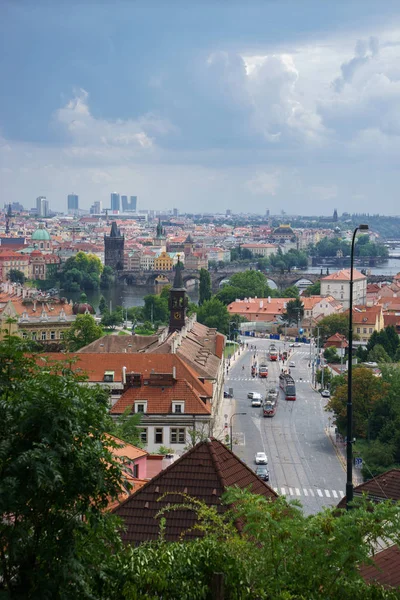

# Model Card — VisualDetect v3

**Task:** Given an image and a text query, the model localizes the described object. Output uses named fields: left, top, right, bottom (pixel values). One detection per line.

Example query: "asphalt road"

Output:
left=226, top=337, right=345, bottom=516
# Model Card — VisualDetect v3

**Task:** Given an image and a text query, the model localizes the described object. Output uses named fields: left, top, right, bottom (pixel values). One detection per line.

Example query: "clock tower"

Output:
left=169, top=257, right=187, bottom=332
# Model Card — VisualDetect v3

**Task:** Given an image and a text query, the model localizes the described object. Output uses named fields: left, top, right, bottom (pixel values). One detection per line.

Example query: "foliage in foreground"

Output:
left=101, top=488, right=400, bottom=600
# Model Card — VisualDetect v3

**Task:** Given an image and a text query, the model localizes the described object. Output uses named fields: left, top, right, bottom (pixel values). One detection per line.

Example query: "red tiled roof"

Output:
left=110, top=379, right=211, bottom=415
left=360, top=545, right=400, bottom=589
left=113, top=438, right=278, bottom=543
left=322, top=268, right=366, bottom=281
left=337, top=469, right=400, bottom=509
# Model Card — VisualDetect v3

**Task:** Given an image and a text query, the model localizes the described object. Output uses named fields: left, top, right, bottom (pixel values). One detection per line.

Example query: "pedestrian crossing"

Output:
left=272, top=487, right=344, bottom=500
left=226, top=377, right=311, bottom=383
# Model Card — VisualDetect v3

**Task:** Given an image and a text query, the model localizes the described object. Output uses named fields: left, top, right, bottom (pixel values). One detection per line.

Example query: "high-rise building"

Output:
left=67, top=194, right=79, bottom=213
left=173, top=208, right=178, bottom=217
left=36, top=196, right=49, bottom=217
left=110, top=193, right=120, bottom=212
left=265, top=209, right=270, bottom=217
left=90, top=201, right=102, bottom=215
left=226, top=209, right=232, bottom=216
left=121, top=195, right=137, bottom=212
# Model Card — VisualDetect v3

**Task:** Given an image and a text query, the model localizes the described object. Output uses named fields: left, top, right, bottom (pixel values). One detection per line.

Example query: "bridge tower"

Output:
left=104, top=221, right=124, bottom=271
left=169, top=258, right=187, bottom=332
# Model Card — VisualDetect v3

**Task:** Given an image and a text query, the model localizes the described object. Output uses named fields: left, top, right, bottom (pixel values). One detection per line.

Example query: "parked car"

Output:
left=289, top=361, right=295, bottom=368
left=321, top=389, right=330, bottom=398
left=289, top=343, right=295, bottom=347
left=255, top=451, right=268, bottom=464
left=294, top=342, right=301, bottom=347
left=224, top=391, right=233, bottom=398
left=256, top=465, right=270, bottom=481
left=248, top=391, right=261, bottom=399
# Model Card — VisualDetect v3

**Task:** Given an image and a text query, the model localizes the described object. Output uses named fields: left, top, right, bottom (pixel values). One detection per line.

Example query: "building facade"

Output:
left=110, top=193, right=120, bottom=212
left=104, top=221, right=124, bottom=271
left=321, top=269, right=367, bottom=309
left=67, top=194, right=79, bottom=213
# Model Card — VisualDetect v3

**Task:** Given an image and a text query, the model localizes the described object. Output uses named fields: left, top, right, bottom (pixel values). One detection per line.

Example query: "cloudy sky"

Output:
left=1, top=1, right=400, bottom=215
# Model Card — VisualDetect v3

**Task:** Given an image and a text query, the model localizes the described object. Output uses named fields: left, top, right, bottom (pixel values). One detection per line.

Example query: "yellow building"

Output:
left=154, top=251, right=173, bottom=271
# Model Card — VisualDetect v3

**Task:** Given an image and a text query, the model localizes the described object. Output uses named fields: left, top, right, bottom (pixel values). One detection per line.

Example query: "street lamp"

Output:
left=346, top=223, right=369, bottom=510
left=230, top=412, right=246, bottom=451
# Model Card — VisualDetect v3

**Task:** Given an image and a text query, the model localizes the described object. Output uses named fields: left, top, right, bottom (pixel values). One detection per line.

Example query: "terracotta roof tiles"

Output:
left=337, top=469, right=400, bottom=509
left=360, top=545, right=400, bottom=589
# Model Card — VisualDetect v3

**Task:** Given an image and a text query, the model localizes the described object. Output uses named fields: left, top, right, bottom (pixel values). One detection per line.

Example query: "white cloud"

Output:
left=246, top=171, right=280, bottom=196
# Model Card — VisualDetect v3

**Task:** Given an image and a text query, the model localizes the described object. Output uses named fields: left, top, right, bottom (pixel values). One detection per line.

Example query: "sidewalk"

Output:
left=213, top=343, right=245, bottom=443
left=326, top=426, right=364, bottom=485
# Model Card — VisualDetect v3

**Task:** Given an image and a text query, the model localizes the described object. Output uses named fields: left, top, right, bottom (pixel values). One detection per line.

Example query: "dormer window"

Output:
left=134, top=401, right=147, bottom=414
left=172, top=402, right=184, bottom=414
left=103, top=371, right=114, bottom=383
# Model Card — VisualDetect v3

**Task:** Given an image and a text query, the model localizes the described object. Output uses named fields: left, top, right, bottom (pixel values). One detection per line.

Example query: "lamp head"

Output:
left=358, top=224, right=369, bottom=231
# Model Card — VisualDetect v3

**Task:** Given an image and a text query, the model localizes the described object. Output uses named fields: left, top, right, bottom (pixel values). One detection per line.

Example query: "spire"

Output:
left=172, top=256, right=185, bottom=290
left=110, top=221, right=119, bottom=237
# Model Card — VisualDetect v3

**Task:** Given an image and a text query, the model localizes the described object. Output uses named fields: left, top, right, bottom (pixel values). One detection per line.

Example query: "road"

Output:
left=225, top=337, right=345, bottom=516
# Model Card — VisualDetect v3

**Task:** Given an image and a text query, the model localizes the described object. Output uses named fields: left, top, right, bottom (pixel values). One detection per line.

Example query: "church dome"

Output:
left=32, top=225, right=51, bottom=241
left=73, top=302, right=95, bottom=315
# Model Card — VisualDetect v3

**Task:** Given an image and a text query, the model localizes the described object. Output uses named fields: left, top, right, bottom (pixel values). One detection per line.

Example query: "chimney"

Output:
left=172, top=366, right=176, bottom=380
left=268, top=296, right=271, bottom=304
left=122, top=366, right=127, bottom=385
left=259, top=300, right=263, bottom=309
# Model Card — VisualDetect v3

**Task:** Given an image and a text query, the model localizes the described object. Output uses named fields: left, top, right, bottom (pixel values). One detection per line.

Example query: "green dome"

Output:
left=32, top=226, right=51, bottom=241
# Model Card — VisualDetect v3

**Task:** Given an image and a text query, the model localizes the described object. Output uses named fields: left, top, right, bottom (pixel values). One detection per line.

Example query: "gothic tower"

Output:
left=169, top=257, right=187, bottom=332
left=104, top=221, right=125, bottom=271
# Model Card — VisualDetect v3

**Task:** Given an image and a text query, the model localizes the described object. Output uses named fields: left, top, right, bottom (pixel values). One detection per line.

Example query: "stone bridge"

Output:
left=118, top=268, right=395, bottom=291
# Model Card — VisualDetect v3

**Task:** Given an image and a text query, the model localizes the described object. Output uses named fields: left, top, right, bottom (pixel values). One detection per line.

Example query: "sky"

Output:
left=1, top=0, right=400, bottom=215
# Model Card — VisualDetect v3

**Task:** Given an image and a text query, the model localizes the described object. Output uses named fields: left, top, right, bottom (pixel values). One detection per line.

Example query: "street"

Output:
left=225, top=337, right=345, bottom=516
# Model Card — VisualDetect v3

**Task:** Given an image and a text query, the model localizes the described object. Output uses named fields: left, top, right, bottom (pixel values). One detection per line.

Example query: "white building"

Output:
left=320, top=268, right=367, bottom=309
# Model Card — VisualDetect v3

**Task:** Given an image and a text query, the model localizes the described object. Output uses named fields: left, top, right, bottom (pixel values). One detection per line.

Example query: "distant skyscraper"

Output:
left=90, top=201, right=102, bottom=215
left=333, top=208, right=338, bottom=222
left=121, top=195, right=137, bottom=212
left=111, top=192, right=120, bottom=212
left=36, top=196, right=49, bottom=217
left=265, top=209, right=270, bottom=217
left=67, top=193, right=79, bottom=213
left=226, top=209, right=232, bottom=216
left=173, top=208, right=178, bottom=217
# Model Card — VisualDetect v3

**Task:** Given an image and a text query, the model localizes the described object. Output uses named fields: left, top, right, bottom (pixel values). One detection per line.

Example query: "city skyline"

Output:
left=1, top=2, right=400, bottom=214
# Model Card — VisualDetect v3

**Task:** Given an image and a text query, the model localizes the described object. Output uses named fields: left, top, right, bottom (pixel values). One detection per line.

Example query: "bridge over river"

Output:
left=118, top=267, right=395, bottom=292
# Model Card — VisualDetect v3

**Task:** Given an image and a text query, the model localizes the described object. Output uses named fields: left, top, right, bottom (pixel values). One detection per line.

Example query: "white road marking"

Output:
left=281, top=487, right=286, bottom=495
left=324, top=490, right=331, bottom=498
left=303, top=488, right=308, bottom=496
left=309, top=489, right=315, bottom=496
left=317, top=489, right=323, bottom=497
left=273, top=487, right=278, bottom=493
left=332, top=490, right=338, bottom=498
left=339, top=491, right=344, bottom=498
left=295, top=488, right=301, bottom=496
left=289, top=487, right=293, bottom=495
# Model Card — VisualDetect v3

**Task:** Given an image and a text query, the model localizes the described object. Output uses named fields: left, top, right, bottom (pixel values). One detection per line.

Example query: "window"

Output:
left=369, top=328, right=373, bottom=334
left=172, top=402, right=184, bottom=414
left=363, top=328, right=367, bottom=334
left=356, top=328, right=360, bottom=334
left=41, top=331, right=46, bottom=341
left=139, top=428, right=147, bottom=444
left=135, top=401, right=147, bottom=414
left=22, top=332, right=28, bottom=339
left=103, top=371, right=114, bottom=382
left=154, top=428, right=163, bottom=444
left=170, top=428, right=185, bottom=444
left=32, top=332, right=37, bottom=340
left=60, top=331, right=64, bottom=339
left=133, top=463, right=139, bottom=478
left=50, top=331, right=56, bottom=340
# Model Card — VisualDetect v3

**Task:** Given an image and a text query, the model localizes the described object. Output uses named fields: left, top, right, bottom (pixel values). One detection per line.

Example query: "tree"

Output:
left=324, top=346, right=341, bottom=363
left=282, top=285, right=299, bottom=298
left=302, top=280, right=321, bottom=296
left=326, top=367, right=389, bottom=439
left=216, top=270, right=276, bottom=305
left=199, top=268, right=211, bottom=305
left=281, top=298, right=304, bottom=325
left=108, top=408, right=143, bottom=446
left=0, top=335, right=123, bottom=598
left=102, top=487, right=400, bottom=599
left=63, top=313, right=104, bottom=350
left=8, top=268, right=26, bottom=284
left=100, top=265, right=114, bottom=289
left=367, top=326, right=399, bottom=360
left=59, top=251, right=103, bottom=292
left=142, top=293, right=169, bottom=324
left=315, top=313, right=349, bottom=340
left=101, top=309, right=124, bottom=329
left=99, top=295, right=107, bottom=315
left=196, top=298, right=230, bottom=335
left=368, top=344, right=391, bottom=363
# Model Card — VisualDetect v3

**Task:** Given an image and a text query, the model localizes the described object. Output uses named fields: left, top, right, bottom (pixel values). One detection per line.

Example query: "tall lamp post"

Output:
left=230, top=412, right=247, bottom=451
left=346, top=224, right=369, bottom=510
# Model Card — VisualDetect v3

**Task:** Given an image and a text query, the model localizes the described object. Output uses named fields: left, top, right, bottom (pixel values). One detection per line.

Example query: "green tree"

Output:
left=281, top=298, right=304, bottom=325
left=324, top=346, right=341, bottom=363
left=282, top=285, right=299, bottom=298
left=326, top=367, right=389, bottom=440
left=368, top=344, right=391, bottom=363
left=142, top=293, right=169, bottom=324
left=367, top=326, right=399, bottom=360
left=199, top=268, right=211, bottom=305
left=63, top=313, right=104, bottom=350
left=7, top=268, right=26, bottom=284
left=315, top=313, right=349, bottom=340
left=101, top=309, right=124, bottom=329
left=0, top=335, right=123, bottom=598
left=216, top=270, right=276, bottom=304
left=108, top=408, right=142, bottom=446
left=100, top=265, right=114, bottom=289
left=60, top=251, right=103, bottom=292
left=99, top=294, right=107, bottom=315
left=302, top=280, right=321, bottom=296
left=196, top=298, right=230, bottom=335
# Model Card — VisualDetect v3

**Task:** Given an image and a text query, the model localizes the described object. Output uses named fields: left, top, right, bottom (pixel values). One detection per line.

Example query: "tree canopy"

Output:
left=63, top=313, right=104, bottom=350
left=314, top=313, right=349, bottom=340
left=281, top=298, right=304, bottom=325
left=59, top=251, right=103, bottom=292
left=196, top=297, right=230, bottom=335
left=199, top=268, right=211, bottom=305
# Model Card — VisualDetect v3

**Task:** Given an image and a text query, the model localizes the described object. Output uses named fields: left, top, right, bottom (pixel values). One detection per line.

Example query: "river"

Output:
left=66, top=252, right=400, bottom=311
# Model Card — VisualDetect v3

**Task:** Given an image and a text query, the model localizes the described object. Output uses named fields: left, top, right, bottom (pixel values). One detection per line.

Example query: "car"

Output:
left=255, top=451, right=268, bottom=465
left=251, top=397, right=262, bottom=407
left=294, top=342, right=301, bottom=347
left=224, top=391, right=233, bottom=398
left=289, top=343, right=295, bottom=347
left=321, top=389, right=330, bottom=398
left=256, top=465, right=270, bottom=481
left=289, top=361, right=295, bottom=368
left=248, top=391, right=261, bottom=399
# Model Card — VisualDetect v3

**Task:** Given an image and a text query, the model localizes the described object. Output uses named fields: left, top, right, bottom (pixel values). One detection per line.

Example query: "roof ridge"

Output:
left=206, top=439, right=229, bottom=489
